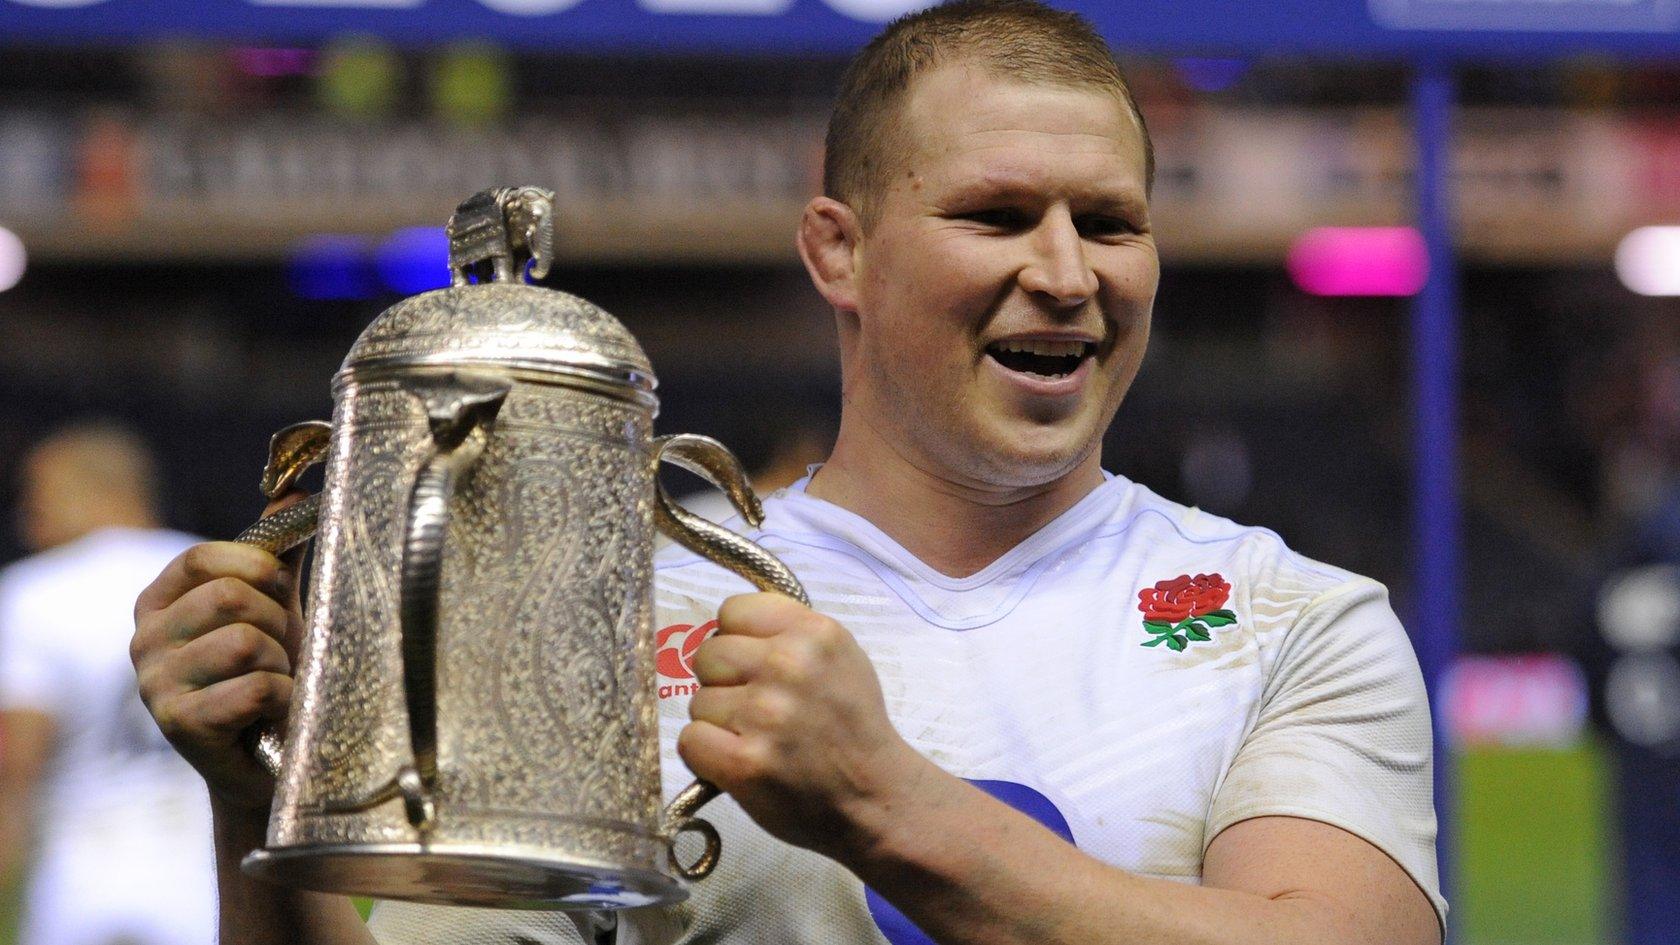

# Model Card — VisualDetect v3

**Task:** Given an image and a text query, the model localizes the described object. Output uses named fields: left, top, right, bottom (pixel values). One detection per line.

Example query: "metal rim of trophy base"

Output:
left=242, top=842, right=687, bottom=911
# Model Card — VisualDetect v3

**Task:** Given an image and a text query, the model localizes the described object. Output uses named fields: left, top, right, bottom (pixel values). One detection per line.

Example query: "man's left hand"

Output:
left=677, top=592, right=932, bottom=860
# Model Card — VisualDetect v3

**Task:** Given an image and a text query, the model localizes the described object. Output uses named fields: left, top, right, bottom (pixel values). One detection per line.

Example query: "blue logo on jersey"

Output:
left=864, top=779, right=1074, bottom=945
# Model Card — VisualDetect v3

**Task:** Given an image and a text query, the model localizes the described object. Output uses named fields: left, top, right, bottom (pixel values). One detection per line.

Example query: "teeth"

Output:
left=993, top=339, right=1089, bottom=357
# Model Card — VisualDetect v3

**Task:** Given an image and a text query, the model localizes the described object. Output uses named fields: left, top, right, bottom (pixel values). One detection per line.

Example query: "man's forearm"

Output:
left=0, top=709, right=51, bottom=890
left=0, top=779, right=32, bottom=888
left=212, top=799, right=377, bottom=945
left=839, top=763, right=1360, bottom=945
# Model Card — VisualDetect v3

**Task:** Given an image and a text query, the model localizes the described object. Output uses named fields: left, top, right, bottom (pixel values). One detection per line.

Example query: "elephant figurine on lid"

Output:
left=446, top=185, right=557, bottom=285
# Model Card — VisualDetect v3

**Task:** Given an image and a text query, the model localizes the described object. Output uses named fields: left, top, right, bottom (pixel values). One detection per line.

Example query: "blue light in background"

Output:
left=1172, top=57, right=1249, bottom=93
left=376, top=226, right=451, bottom=295
left=287, top=234, right=375, bottom=300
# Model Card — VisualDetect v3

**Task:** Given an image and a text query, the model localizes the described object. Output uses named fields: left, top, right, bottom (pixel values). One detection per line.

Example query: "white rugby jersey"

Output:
left=371, top=474, right=1445, bottom=944
left=0, top=527, right=217, bottom=945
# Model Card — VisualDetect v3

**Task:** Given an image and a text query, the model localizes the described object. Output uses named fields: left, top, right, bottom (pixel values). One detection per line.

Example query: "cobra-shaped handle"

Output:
left=387, top=372, right=510, bottom=831
left=229, top=373, right=509, bottom=836
left=651, top=434, right=810, bottom=881
left=234, top=420, right=334, bottom=777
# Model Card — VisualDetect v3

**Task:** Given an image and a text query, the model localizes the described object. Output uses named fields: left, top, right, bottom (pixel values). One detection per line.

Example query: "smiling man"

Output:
left=130, top=2, right=1445, bottom=944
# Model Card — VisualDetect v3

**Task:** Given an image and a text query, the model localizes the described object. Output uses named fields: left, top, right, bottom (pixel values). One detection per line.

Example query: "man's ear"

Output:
left=797, top=196, right=862, bottom=314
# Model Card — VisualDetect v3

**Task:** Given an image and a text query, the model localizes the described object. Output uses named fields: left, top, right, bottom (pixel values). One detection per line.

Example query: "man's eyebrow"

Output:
left=937, top=177, right=1148, bottom=215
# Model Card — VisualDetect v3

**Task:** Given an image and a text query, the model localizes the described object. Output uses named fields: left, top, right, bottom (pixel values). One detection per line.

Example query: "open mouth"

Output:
left=985, top=339, right=1096, bottom=380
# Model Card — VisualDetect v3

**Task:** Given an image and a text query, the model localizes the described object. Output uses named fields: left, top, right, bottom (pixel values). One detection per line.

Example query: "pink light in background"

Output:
left=1441, top=654, right=1588, bottom=748
left=232, top=48, right=318, bottom=78
left=1286, top=226, right=1429, bottom=297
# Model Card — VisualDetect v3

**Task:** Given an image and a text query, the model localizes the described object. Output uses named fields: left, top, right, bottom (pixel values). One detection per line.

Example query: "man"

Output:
left=129, top=2, right=1446, bottom=943
left=1, top=423, right=215, bottom=945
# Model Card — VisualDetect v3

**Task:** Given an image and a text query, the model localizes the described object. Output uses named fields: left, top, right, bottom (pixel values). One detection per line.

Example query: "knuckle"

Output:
left=262, top=671, right=293, bottom=705
left=206, top=577, right=253, bottom=620
left=691, top=634, right=720, bottom=660
left=132, top=586, right=155, bottom=625
left=692, top=640, right=740, bottom=683
left=237, top=673, right=277, bottom=714
left=806, top=614, right=844, bottom=647
left=133, top=599, right=171, bottom=646
left=763, top=646, right=798, bottom=679
left=128, top=624, right=149, bottom=667
left=226, top=624, right=270, bottom=668
left=686, top=688, right=716, bottom=721
left=182, top=639, right=234, bottom=689
left=150, top=699, right=179, bottom=737
left=778, top=598, right=816, bottom=632
left=737, top=737, right=775, bottom=781
left=676, top=721, right=701, bottom=754
left=715, top=596, right=742, bottom=624
left=751, top=691, right=795, bottom=729
left=179, top=544, right=219, bottom=584
left=687, top=639, right=718, bottom=676
left=766, top=643, right=815, bottom=684
left=135, top=663, right=163, bottom=702
left=675, top=723, right=709, bottom=771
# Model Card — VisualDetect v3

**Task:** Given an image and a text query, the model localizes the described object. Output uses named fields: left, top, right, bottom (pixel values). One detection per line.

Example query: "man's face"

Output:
left=18, top=449, right=78, bottom=552
left=846, top=64, right=1158, bottom=489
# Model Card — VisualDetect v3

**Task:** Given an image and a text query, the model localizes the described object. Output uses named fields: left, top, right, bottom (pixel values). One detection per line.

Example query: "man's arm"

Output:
left=680, top=593, right=1440, bottom=945
left=0, top=708, right=53, bottom=888
left=210, top=797, right=376, bottom=944
left=840, top=765, right=1439, bottom=945
left=132, top=538, right=373, bottom=945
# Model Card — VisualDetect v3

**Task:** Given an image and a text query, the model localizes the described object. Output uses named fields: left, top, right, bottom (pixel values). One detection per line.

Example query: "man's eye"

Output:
left=961, top=209, right=1027, bottom=229
left=1077, top=216, right=1138, bottom=238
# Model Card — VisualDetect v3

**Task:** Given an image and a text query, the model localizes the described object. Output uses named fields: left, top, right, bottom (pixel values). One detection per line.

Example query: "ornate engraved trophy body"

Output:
left=233, top=188, right=805, bottom=910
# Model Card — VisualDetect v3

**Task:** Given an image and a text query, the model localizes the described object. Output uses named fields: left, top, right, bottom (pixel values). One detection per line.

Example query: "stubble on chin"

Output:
left=914, top=403, right=1101, bottom=493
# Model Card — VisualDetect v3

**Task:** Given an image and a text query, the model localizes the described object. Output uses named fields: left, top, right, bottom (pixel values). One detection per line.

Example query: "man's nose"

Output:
left=1018, top=207, right=1098, bottom=308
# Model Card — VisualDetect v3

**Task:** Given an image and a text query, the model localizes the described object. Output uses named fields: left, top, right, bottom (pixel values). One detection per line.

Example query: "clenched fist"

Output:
left=131, top=522, right=306, bottom=811
left=678, top=593, right=935, bottom=861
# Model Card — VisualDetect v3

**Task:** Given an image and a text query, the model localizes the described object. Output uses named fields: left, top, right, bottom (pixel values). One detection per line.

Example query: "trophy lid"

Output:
left=339, top=187, right=655, bottom=399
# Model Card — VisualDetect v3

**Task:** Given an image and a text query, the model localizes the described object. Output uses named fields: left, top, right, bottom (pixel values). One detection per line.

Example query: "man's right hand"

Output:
left=132, top=537, right=305, bottom=811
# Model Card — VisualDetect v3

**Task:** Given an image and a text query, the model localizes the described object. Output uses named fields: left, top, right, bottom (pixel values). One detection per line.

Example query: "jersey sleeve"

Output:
left=0, top=572, right=69, bottom=717
left=1205, top=578, right=1447, bottom=928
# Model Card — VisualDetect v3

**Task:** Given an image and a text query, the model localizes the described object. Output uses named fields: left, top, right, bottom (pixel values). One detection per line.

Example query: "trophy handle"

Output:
left=234, top=420, right=334, bottom=777
left=231, top=375, right=510, bottom=835
left=376, top=371, right=511, bottom=832
left=651, top=433, right=811, bottom=880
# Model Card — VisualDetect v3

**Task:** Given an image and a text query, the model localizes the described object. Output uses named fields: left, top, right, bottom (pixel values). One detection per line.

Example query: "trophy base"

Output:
left=242, top=842, right=684, bottom=910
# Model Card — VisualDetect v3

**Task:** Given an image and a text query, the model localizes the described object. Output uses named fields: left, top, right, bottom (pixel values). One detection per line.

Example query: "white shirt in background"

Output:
left=0, top=527, right=216, bottom=945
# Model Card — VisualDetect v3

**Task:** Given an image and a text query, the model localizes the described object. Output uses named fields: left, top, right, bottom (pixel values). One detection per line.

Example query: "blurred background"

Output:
left=0, top=1, right=1676, bottom=943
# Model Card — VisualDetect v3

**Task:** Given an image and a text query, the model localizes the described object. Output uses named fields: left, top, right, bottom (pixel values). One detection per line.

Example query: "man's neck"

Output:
left=37, top=509, right=158, bottom=552
left=805, top=421, right=1105, bottom=579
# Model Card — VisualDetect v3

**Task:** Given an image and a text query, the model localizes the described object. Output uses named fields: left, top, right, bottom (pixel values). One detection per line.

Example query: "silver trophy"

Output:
left=233, top=187, right=806, bottom=909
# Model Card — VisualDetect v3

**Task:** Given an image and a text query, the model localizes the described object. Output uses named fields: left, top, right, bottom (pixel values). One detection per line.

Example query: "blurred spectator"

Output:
left=0, top=423, right=215, bottom=945
left=1587, top=355, right=1680, bottom=945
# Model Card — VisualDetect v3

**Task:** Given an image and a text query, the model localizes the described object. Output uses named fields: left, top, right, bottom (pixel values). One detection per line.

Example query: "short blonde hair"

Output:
left=823, top=0, right=1154, bottom=228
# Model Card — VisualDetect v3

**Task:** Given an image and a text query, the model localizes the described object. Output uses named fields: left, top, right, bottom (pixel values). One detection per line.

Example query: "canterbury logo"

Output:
left=656, top=619, right=718, bottom=698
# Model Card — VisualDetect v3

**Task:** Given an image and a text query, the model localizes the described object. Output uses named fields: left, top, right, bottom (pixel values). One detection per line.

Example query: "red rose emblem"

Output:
left=1137, top=573, right=1235, bottom=651
left=655, top=619, right=718, bottom=680
left=1137, top=573, right=1231, bottom=622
